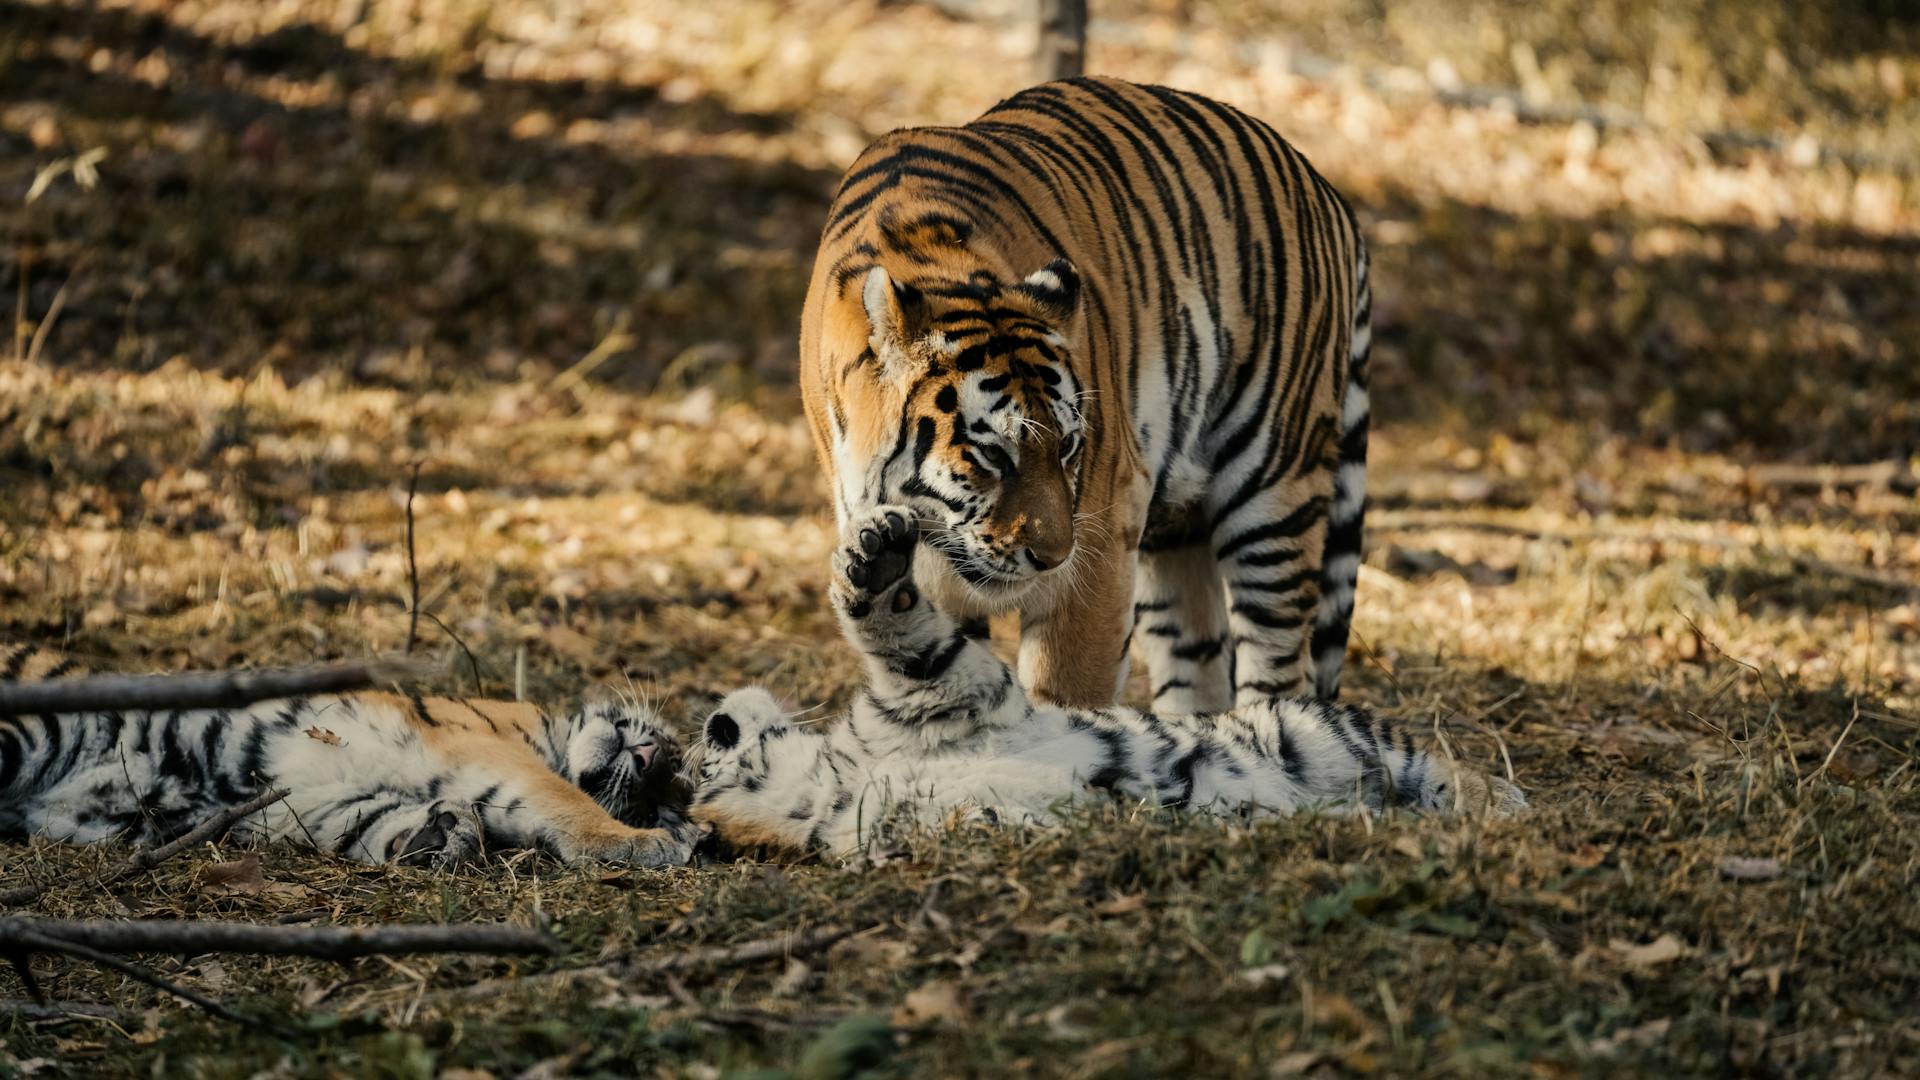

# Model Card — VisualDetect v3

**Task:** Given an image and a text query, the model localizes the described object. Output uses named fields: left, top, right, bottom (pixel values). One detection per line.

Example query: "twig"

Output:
left=623, top=924, right=854, bottom=979
left=431, top=923, right=857, bottom=1005
left=419, top=610, right=484, bottom=695
left=23, top=265, right=76, bottom=367
left=0, top=787, right=291, bottom=908
left=0, top=997, right=129, bottom=1023
left=0, top=918, right=559, bottom=961
left=405, top=462, right=423, bottom=655
left=0, top=659, right=419, bottom=717
left=10, top=927, right=277, bottom=1033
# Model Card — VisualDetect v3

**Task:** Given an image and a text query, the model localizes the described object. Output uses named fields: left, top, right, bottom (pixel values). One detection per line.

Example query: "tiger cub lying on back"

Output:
left=691, top=508, right=1525, bottom=855
left=0, top=646, right=691, bottom=869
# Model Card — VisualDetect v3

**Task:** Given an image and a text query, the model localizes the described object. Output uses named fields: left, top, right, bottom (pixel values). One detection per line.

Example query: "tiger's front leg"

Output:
left=1017, top=538, right=1139, bottom=708
left=473, top=772, right=692, bottom=868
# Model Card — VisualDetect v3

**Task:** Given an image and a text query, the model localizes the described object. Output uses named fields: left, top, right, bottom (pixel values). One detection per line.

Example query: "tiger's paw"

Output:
left=395, top=805, right=485, bottom=870
left=572, top=827, right=693, bottom=869
left=832, top=505, right=918, bottom=620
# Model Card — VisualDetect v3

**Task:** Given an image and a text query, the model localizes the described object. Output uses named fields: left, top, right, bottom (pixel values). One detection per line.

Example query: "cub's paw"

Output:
left=832, top=505, right=918, bottom=619
left=395, top=804, right=485, bottom=870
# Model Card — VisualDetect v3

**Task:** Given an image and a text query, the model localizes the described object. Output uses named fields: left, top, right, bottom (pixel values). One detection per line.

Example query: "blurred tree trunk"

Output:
left=1035, top=0, right=1087, bottom=81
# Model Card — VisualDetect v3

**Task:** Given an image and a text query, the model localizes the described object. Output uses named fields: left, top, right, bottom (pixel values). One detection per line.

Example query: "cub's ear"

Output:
left=705, top=710, right=740, bottom=751
left=862, top=266, right=931, bottom=366
left=1013, top=258, right=1080, bottom=322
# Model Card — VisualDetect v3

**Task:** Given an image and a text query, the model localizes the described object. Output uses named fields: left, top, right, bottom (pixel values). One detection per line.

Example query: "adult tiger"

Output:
left=799, top=76, right=1371, bottom=711
left=0, top=645, right=691, bottom=869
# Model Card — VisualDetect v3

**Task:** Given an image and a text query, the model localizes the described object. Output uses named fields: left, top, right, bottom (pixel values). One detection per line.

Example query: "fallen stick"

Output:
left=433, top=922, right=857, bottom=1005
left=0, top=918, right=559, bottom=960
left=0, top=787, right=292, bottom=909
left=0, top=997, right=129, bottom=1023
left=10, top=926, right=275, bottom=1033
left=0, top=659, right=419, bottom=717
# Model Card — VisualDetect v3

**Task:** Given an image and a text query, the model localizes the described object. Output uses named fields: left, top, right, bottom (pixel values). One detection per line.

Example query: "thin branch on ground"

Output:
left=432, top=923, right=858, bottom=1005
left=0, top=918, right=559, bottom=961
left=405, top=461, right=423, bottom=655
left=0, top=660, right=421, bottom=718
left=419, top=610, right=484, bottom=695
left=9, top=926, right=279, bottom=1033
left=0, top=787, right=291, bottom=909
left=0, top=997, right=129, bottom=1023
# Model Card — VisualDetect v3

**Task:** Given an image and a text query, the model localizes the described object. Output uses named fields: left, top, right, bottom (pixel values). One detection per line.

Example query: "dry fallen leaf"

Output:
left=1269, top=1050, right=1322, bottom=1076
left=892, top=979, right=972, bottom=1028
left=1093, top=893, right=1146, bottom=916
left=1611, top=933, right=1687, bottom=968
left=1568, top=844, right=1608, bottom=870
left=1717, top=856, right=1782, bottom=881
left=829, top=934, right=913, bottom=970
left=201, top=856, right=265, bottom=897
left=304, top=725, right=342, bottom=746
left=1238, top=962, right=1292, bottom=987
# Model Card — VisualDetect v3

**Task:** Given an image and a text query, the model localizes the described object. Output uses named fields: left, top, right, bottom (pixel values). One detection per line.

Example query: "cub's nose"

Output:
left=631, top=739, right=658, bottom=771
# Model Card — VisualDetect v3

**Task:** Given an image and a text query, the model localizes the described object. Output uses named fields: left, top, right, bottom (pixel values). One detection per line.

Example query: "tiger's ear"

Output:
left=862, top=266, right=930, bottom=373
left=1014, top=258, right=1080, bottom=322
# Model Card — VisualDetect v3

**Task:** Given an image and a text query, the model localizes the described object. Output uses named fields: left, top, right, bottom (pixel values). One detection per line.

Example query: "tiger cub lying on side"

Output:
left=0, top=646, right=691, bottom=869
left=691, top=508, right=1526, bottom=854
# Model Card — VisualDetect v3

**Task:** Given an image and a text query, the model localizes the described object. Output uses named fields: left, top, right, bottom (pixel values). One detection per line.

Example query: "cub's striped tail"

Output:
left=1311, top=239, right=1371, bottom=699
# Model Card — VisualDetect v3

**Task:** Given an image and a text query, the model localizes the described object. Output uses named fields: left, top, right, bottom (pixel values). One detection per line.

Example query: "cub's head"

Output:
left=561, top=698, right=690, bottom=832
left=811, top=238, right=1087, bottom=604
left=687, top=687, right=827, bottom=853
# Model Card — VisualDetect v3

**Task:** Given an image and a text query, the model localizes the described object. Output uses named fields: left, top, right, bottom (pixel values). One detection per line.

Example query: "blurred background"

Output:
left=1, top=0, right=1914, bottom=705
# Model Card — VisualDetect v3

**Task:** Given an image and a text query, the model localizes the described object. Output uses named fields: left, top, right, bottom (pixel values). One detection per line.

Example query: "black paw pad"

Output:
left=843, top=508, right=918, bottom=599
left=397, top=810, right=461, bottom=867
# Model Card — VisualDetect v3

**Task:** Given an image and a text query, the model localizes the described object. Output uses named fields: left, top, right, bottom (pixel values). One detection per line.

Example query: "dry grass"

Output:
left=2, top=1, right=1918, bottom=1076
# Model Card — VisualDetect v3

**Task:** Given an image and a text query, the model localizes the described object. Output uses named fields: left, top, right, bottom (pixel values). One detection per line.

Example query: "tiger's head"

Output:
left=560, top=698, right=691, bottom=833
left=810, top=251, right=1088, bottom=607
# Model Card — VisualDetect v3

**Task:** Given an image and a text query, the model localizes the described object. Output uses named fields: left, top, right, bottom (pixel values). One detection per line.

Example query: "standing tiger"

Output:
left=799, top=77, right=1372, bottom=712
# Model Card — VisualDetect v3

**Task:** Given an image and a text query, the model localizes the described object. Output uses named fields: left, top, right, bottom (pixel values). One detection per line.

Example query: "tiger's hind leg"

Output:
left=1132, top=543, right=1233, bottom=713
left=1210, top=479, right=1335, bottom=708
left=394, top=805, right=485, bottom=869
left=248, top=784, right=488, bottom=867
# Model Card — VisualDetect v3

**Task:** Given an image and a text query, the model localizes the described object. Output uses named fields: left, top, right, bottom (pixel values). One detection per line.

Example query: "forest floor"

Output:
left=2, top=1, right=1917, bottom=1076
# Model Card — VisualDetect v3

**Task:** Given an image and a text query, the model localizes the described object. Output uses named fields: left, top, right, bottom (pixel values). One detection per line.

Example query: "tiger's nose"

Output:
left=1022, top=533, right=1073, bottom=572
left=1024, top=547, right=1061, bottom=571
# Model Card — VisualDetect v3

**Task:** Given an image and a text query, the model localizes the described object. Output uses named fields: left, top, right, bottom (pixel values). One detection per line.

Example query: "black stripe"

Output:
left=1, top=646, right=37, bottom=681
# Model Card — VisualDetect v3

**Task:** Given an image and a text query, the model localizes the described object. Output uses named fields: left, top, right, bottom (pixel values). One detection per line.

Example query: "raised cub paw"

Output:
left=832, top=505, right=918, bottom=619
